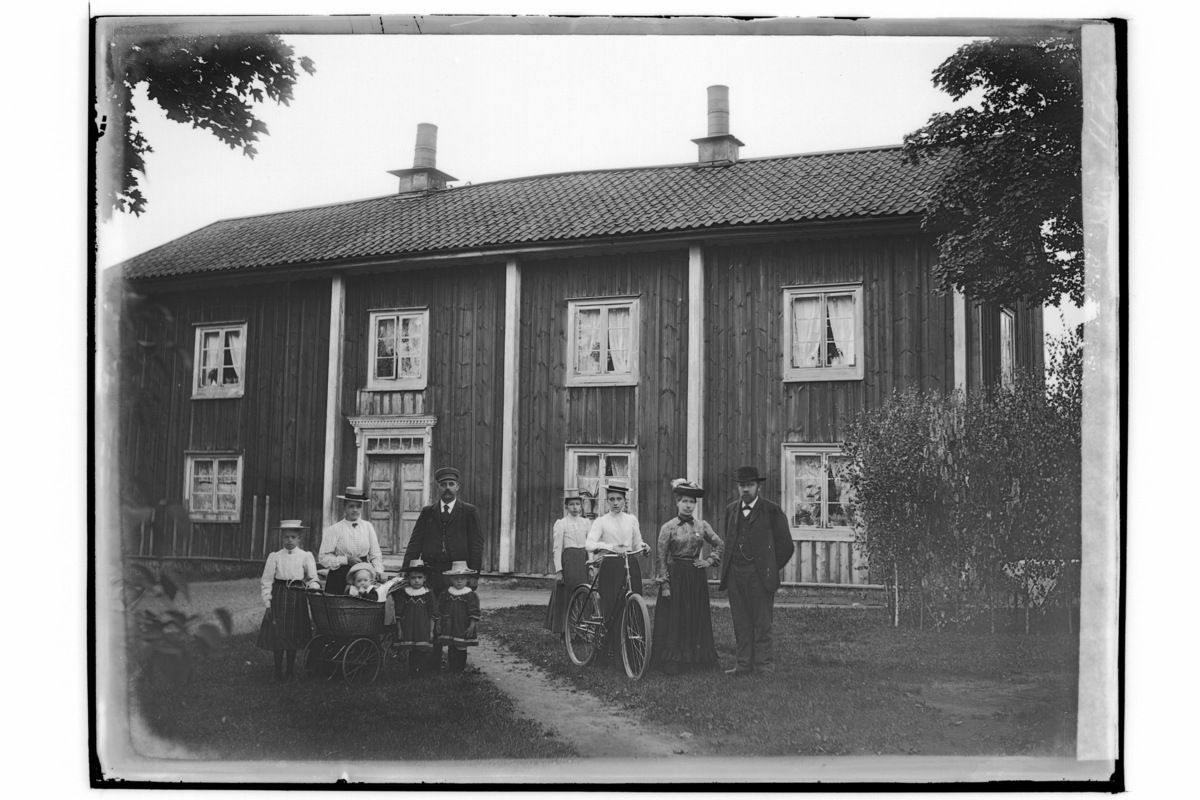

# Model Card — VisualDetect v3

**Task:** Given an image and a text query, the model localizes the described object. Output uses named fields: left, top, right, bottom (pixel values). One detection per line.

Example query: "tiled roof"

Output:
left=118, top=145, right=947, bottom=280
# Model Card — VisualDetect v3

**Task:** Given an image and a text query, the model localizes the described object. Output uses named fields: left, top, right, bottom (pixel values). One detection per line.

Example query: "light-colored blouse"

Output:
left=318, top=518, right=384, bottom=574
left=552, top=515, right=593, bottom=571
left=655, top=518, right=724, bottom=583
left=585, top=512, right=644, bottom=556
left=260, top=547, right=320, bottom=606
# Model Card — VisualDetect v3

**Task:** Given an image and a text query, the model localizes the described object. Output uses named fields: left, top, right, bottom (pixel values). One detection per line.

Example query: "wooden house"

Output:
left=112, top=87, right=1042, bottom=587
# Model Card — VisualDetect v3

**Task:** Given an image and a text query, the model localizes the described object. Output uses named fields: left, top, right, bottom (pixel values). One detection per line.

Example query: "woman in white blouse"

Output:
left=585, top=481, right=649, bottom=657
left=543, top=489, right=592, bottom=635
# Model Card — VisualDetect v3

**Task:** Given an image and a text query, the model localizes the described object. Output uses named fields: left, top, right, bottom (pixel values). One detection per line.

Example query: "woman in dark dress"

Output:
left=544, top=489, right=592, bottom=635
left=651, top=480, right=724, bottom=675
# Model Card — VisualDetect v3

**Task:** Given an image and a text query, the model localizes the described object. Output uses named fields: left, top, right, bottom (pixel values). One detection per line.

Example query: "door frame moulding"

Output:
left=347, top=415, right=438, bottom=509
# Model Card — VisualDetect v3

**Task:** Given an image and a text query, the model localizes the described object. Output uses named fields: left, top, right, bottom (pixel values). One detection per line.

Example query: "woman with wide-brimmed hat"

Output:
left=650, top=480, right=724, bottom=674
left=318, top=487, right=385, bottom=595
left=543, top=489, right=592, bottom=635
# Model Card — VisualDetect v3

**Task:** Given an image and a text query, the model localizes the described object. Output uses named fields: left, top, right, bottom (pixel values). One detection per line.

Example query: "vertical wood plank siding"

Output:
left=514, top=250, right=689, bottom=575
left=118, top=279, right=331, bottom=559
left=702, top=234, right=952, bottom=584
left=338, top=265, right=507, bottom=571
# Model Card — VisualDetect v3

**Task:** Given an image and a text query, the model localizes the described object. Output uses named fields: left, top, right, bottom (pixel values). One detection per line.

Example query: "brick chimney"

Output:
left=388, top=123, right=457, bottom=193
left=691, top=85, right=744, bottom=166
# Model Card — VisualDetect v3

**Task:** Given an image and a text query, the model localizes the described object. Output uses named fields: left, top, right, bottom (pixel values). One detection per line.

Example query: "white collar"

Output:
left=447, top=586, right=473, bottom=596
left=440, top=499, right=457, bottom=513
left=743, top=498, right=759, bottom=509
left=403, top=585, right=429, bottom=596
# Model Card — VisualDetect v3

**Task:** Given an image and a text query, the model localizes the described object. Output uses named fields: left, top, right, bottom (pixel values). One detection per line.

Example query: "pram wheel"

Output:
left=301, top=635, right=337, bottom=680
left=341, top=638, right=382, bottom=684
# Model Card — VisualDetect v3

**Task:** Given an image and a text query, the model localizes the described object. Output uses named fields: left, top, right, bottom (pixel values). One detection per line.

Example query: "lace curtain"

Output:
left=826, top=295, right=856, bottom=367
left=606, top=307, right=632, bottom=373
left=576, top=309, right=603, bottom=374
left=792, top=297, right=822, bottom=368
left=225, top=329, right=245, bottom=385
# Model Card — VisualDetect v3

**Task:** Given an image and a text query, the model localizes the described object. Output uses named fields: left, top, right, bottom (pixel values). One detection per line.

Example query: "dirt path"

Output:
left=473, top=636, right=705, bottom=759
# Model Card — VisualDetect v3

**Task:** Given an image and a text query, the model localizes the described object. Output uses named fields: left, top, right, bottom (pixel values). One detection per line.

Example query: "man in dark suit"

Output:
left=403, top=466, right=485, bottom=669
left=719, top=465, right=795, bottom=676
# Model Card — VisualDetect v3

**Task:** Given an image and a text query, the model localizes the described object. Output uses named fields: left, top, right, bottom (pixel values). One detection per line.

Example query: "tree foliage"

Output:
left=903, top=37, right=1083, bottom=307
left=842, top=332, right=1083, bottom=631
left=101, top=32, right=315, bottom=216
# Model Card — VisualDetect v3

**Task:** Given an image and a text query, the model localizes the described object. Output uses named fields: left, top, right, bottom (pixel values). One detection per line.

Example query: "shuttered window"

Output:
left=192, top=323, right=246, bottom=398
left=1000, top=308, right=1016, bottom=389
left=185, top=453, right=243, bottom=522
left=782, top=284, right=864, bottom=382
left=367, top=308, right=429, bottom=391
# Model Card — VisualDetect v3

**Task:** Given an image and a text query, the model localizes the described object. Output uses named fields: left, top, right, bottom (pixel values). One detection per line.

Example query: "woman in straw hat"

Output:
left=650, top=480, right=724, bottom=675
left=318, top=487, right=385, bottom=596
left=584, top=480, right=649, bottom=660
left=256, top=520, right=321, bottom=682
left=543, top=489, right=592, bottom=636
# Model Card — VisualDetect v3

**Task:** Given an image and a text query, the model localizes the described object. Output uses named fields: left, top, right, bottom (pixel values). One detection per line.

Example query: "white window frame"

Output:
left=192, top=322, right=247, bottom=399
left=781, top=283, right=865, bottom=382
left=564, top=445, right=638, bottom=518
left=999, top=307, right=1016, bottom=389
left=781, top=444, right=855, bottom=542
left=367, top=308, right=430, bottom=391
left=184, top=452, right=244, bottom=523
left=565, top=296, right=640, bottom=387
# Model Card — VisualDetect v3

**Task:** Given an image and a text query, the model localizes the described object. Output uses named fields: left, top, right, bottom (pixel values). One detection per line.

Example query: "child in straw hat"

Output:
left=437, top=561, right=481, bottom=673
left=256, top=520, right=321, bottom=682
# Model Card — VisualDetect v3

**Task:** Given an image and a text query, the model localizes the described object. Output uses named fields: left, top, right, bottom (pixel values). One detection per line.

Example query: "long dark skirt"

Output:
left=256, top=580, right=313, bottom=651
left=324, top=564, right=351, bottom=597
left=650, top=560, right=718, bottom=671
left=544, top=548, right=589, bottom=633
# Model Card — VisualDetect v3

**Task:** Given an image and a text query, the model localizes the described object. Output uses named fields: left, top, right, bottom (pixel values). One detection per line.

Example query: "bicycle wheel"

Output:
left=301, top=635, right=337, bottom=680
left=341, top=638, right=382, bottom=684
left=619, top=593, right=652, bottom=680
left=564, top=585, right=601, bottom=666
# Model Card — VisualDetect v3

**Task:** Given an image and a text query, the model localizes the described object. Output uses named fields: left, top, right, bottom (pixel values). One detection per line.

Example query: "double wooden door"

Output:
left=367, top=456, right=425, bottom=555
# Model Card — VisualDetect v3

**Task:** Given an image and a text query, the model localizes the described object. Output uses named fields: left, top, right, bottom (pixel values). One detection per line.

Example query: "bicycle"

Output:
left=563, top=548, right=653, bottom=680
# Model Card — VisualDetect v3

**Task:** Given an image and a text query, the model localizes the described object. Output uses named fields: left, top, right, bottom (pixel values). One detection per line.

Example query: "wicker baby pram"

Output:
left=301, top=590, right=396, bottom=683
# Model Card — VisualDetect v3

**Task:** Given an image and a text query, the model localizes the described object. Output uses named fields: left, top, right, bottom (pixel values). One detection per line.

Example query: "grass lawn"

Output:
left=133, top=633, right=578, bottom=761
left=486, top=605, right=1078, bottom=758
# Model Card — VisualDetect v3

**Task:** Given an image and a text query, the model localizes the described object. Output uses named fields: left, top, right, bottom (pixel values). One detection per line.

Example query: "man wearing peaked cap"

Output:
left=402, top=466, right=484, bottom=670
left=319, top=487, right=385, bottom=596
left=719, top=465, right=794, bottom=677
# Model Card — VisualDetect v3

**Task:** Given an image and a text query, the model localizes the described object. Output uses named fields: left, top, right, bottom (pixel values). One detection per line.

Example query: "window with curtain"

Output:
left=782, top=284, right=864, bottom=382
left=1000, top=308, right=1016, bottom=389
left=782, top=445, right=856, bottom=540
left=566, top=297, right=639, bottom=386
left=192, top=323, right=247, bottom=398
left=185, top=453, right=243, bottom=522
left=565, top=446, right=636, bottom=518
left=367, top=308, right=429, bottom=390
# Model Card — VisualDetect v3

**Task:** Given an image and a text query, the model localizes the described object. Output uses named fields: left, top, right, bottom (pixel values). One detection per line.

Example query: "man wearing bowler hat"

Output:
left=403, top=466, right=484, bottom=670
left=719, top=466, right=795, bottom=676
left=319, top=487, right=385, bottom=596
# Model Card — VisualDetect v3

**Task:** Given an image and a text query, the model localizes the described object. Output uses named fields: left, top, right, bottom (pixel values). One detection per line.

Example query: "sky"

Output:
left=98, top=33, right=983, bottom=268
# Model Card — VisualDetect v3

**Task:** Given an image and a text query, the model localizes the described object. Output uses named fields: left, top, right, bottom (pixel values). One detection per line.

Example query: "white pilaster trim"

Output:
left=687, top=244, right=706, bottom=519
left=498, top=257, right=522, bottom=574
left=953, top=290, right=968, bottom=393
left=321, top=273, right=346, bottom=529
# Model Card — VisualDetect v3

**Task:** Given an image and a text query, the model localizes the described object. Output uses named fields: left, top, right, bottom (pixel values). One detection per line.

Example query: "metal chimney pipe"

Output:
left=413, top=123, right=438, bottom=169
left=707, top=85, right=730, bottom=137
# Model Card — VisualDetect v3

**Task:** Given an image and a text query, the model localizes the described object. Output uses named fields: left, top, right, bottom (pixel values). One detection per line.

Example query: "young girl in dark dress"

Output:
left=651, top=480, right=724, bottom=675
left=396, top=559, right=440, bottom=676
left=256, top=520, right=321, bottom=682
left=437, top=561, right=481, bottom=673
